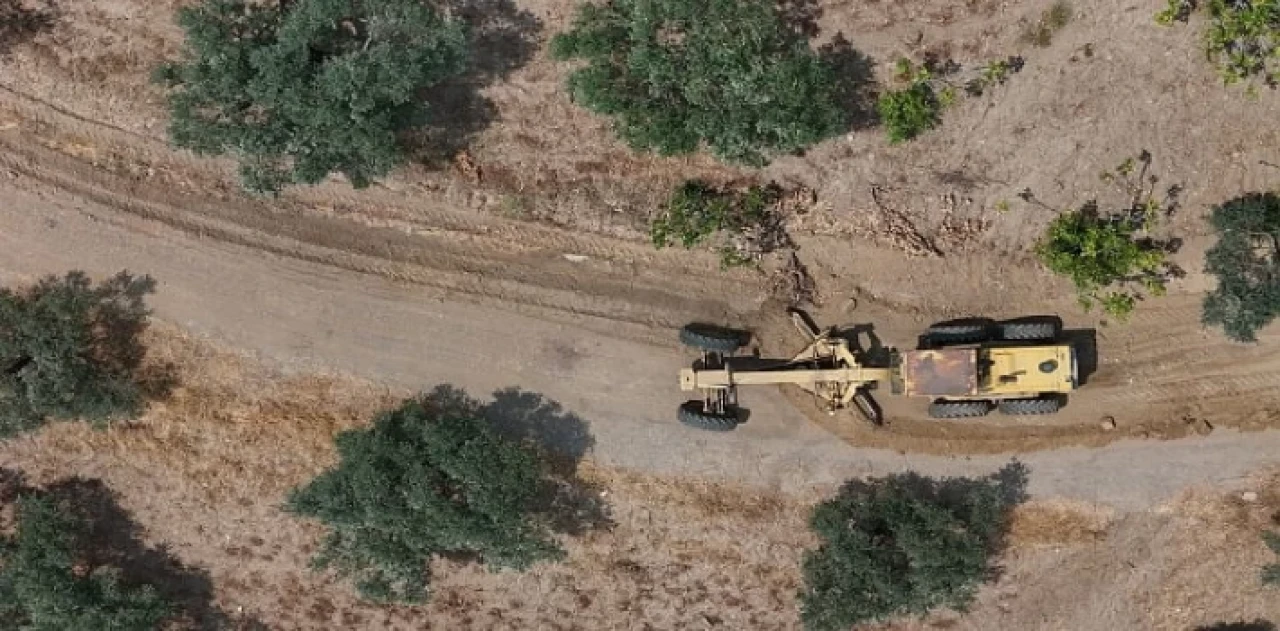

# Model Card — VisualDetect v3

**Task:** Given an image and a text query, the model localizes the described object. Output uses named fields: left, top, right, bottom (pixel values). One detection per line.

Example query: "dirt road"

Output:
left=4, top=177, right=1280, bottom=510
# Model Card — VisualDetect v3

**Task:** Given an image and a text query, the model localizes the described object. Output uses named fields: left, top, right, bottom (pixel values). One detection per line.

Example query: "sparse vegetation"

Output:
left=1035, top=153, right=1178, bottom=319
left=1022, top=1, right=1074, bottom=47
left=798, top=464, right=1027, bottom=631
left=965, top=56, right=1026, bottom=96
left=286, top=388, right=567, bottom=603
left=0, top=494, right=171, bottom=630
left=1202, top=193, right=1280, bottom=342
left=550, top=0, right=851, bottom=165
left=650, top=180, right=787, bottom=267
left=0, top=271, right=154, bottom=438
left=155, top=0, right=468, bottom=193
left=879, top=56, right=1024, bottom=143
left=1157, top=0, right=1280, bottom=89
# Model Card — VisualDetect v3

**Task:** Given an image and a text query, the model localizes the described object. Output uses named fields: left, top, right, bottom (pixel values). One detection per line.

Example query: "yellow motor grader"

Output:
left=677, top=311, right=1079, bottom=431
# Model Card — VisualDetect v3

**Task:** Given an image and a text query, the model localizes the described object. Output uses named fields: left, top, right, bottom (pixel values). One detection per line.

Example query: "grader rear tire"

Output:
left=997, top=397, right=1062, bottom=415
left=999, top=321, right=1060, bottom=342
left=678, top=401, right=739, bottom=431
left=928, top=400, right=993, bottom=419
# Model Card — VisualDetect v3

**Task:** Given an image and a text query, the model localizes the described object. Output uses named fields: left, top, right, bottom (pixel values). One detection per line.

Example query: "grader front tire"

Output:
left=678, top=401, right=739, bottom=431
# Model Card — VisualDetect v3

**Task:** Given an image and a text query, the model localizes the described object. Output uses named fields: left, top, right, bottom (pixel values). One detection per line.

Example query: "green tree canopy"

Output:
left=0, top=271, right=154, bottom=438
left=286, top=387, right=566, bottom=602
left=550, top=0, right=850, bottom=165
left=156, top=0, right=469, bottom=193
left=0, top=495, right=170, bottom=630
left=1202, top=193, right=1280, bottom=342
left=799, top=464, right=1026, bottom=631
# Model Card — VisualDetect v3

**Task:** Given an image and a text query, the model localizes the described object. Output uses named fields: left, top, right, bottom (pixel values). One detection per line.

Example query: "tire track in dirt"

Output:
left=0, top=114, right=769, bottom=347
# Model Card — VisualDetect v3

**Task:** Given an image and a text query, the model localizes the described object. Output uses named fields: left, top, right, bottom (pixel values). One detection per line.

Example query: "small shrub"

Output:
left=156, top=0, right=469, bottom=193
left=1022, top=1, right=1074, bottom=47
left=0, top=271, right=154, bottom=438
left=1202, top=192, right=1280, bottom=342
left=879, top=56, right=1022, bottom=142
left=878, top=73, right=941, bottom=144
left=798, top=464, right=1027, bottom=631
left=286, top=388, right=566, bottom=603
left=1157, top=0, right=1280, bottom=89
left=650, top=181, right=783, bottom=267
left=0, top=495, right=171, bottom=629
left=550, top=0, right=852, bottom=165
left=1037, top=206, right=1167, bottom=319
left=1263, top=530, right=1280, bottom=584
left=965, top=56, right=1026, bottom=96
left=1035, top=153, right=1177, bottom=319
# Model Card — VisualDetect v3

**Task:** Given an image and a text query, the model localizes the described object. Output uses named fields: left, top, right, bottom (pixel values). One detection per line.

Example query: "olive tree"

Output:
left=155, top=0, right=468, bottom=193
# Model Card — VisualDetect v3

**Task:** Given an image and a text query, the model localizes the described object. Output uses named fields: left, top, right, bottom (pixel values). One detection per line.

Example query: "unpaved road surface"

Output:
left=4, top=178, right=1280, bottom=510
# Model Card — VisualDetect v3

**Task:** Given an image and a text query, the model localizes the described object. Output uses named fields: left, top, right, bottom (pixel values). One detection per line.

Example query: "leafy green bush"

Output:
left=286, top=388, right=566, bottom=603
left=1035, top=154, right=1177, bottom=319
left=1036, top=206, right=1168, bottom=319
left=0, top=271, right=154, bottom=438
left=877, top=80, right=941, bottom=144
left=1202, top=193, right=1280, bottom=342
left=650, top=181, right=780, bottom=267
left=1157, top=0, right=1280, bottom=89
left=799, top=464, right=1026, bottom=631
left=550, top=0, right=850, bottom=165
left=155, top=0, right=468, bottom=193
left=0, top=495, right=171, bottom=630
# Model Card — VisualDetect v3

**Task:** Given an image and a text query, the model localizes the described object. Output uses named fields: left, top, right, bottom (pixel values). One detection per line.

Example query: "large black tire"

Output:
left=678, top=401, right=739, bottom=431
left=999, top=321, right=1060, bottom=342
left=928, top=400, right=992, bottom=419
left=997, top=397, right=1062, bottom=415
left=679, top=324, right=745, bottom=353
left=923, top=322, right=992, bottom=347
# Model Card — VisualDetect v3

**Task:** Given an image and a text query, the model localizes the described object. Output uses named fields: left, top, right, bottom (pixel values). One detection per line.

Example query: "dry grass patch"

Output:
left=1007, top=499, right=1114, bottom=546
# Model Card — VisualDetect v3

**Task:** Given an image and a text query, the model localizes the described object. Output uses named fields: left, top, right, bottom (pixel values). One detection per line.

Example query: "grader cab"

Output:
left=677, top=312, right=1079, bottom=431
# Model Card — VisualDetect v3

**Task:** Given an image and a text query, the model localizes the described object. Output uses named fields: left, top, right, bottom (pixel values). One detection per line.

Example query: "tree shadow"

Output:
left=91, top=272, right=155, bottom=373
left=1195, top=622, right=1276, bottom=631
left=484, top=387, right=594, bottom=468
left=818, top=34, right=878, bottom=131
left=410, top=0, right=543, bottom=165
left=833, top=323, right=894, bottom=366
left=91, top=272, right=178, bottom=402
left=421, top=385, right=613, bottom=535
left=1061, top=327, right=1098, bottom=386
left=0, top=0, right=58, bottom=56
left=777, top=0, right=876, bottom=133
left=43, top=477, right=267, bottom=630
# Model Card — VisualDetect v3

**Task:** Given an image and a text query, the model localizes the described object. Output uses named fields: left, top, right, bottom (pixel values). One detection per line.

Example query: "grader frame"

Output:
left=679, top=311, right=893, bottom=424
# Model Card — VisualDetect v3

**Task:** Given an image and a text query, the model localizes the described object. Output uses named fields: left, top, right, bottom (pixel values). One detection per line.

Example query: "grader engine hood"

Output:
left=981, top=345, right=1076, bottom=395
